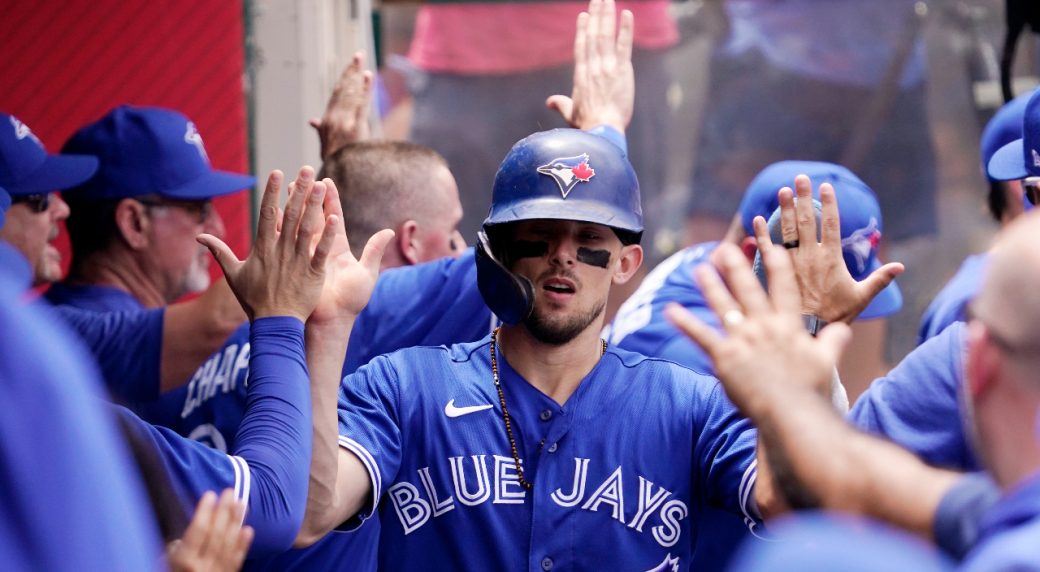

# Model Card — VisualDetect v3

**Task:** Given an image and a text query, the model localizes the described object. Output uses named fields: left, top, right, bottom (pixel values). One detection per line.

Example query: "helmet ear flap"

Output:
left=476, top=230, right=534, bottom=325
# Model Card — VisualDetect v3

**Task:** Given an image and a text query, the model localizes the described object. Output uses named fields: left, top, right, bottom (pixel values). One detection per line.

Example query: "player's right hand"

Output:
left=198, top=167, right=338, bottom=322
left=665, top=241, right=851, bottom=419
left=546, top=0, right=634, bottom=133
left=310, top=50, right=374, bottom=161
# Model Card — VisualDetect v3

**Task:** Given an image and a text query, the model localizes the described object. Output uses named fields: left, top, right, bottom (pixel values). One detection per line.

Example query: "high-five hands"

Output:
left=665, top=241, right=851, bottom=418
left=197, top=167, right=338, bottom=322
left=547, top=0, right=634, bottom=133
left=766, top=175, right=904, bottom=324
left=310, top=51, right=374, bottom=162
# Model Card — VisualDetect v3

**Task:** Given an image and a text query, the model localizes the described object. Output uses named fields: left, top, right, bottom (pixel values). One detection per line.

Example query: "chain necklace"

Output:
left=489, top=327, right=607, bottom=491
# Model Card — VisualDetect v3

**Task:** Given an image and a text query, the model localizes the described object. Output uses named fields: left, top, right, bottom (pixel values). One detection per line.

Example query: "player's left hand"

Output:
left=769, top=175, right=904, bottom=324
left=167, top=489, right=254, bottom=572
left=665, top=241, right=851, bottom=418
left=546, top=0, right=634, bottom=133
left=306, top=176, right=394, bottom=328
left=310, top=51, right=374, bottom=162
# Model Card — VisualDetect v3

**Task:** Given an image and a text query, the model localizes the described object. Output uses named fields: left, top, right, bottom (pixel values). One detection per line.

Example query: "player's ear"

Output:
left=740, top=236, right=759, bottom=263
left=114, top=198, right=151, bottom=250
left=398, top=219, right=420, bottom=265
left=612, top=244, right=643, bottom=285
left=965, top=320, right=1001, bottom=401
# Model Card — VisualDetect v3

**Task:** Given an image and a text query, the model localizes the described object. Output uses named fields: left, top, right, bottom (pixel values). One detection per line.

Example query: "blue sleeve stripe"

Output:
left=229, top=454, right=252, bottom=506
left=739, top=459, right=769, bottom=539
left=338, top=436, right=382, bottom=509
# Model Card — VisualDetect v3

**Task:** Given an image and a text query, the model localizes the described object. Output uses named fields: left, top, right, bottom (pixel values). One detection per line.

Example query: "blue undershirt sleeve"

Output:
left=231, top=316, right=312, bottom=555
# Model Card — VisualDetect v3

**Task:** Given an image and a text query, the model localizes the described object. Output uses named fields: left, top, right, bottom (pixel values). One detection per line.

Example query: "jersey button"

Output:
left=547, top=442, right=558, bottom=453
left=539, top=409, right=553, bottom=421
left=541, top=557, right=554, bottom=571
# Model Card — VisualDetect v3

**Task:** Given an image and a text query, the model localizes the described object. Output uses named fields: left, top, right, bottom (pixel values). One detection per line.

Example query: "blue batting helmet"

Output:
left=476, top=128, right=643, bottom=325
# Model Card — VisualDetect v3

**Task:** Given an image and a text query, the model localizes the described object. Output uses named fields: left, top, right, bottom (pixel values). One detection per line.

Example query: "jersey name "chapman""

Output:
left=388, top=455, right=688, bottom=548
left=181, top=342, right=251, bottom=418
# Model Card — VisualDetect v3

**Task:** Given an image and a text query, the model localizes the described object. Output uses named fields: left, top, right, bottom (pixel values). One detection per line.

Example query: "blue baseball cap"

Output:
left=742, top=161, right=902, bottom=319
left=988, top=88, right=1040, bottom=181
left=980, top=89, right=1035, bottom=182
left=61, top=105, right=255, bottom=201
left=0, top=113, right=99, bottom=196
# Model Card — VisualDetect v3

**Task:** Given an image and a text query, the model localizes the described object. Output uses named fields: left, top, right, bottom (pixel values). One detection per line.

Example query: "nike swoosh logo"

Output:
left=444, top=399, right=494, bottom=418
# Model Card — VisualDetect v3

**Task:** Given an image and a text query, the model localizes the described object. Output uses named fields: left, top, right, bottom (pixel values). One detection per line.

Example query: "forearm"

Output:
left=161, top=278, right=246, bottom=392
left=296, top=319, right=353, bottom=547
left=753, top=388, right=959, bottom=539
left=232, top=317, right=312, bottom=555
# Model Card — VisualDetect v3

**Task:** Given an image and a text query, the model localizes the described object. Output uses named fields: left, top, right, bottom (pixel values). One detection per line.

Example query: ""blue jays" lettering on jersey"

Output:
left=336, top=336, right=761, bottom=570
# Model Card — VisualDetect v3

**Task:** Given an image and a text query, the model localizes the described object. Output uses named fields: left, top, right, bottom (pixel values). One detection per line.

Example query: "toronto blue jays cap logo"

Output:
left=840, top=217, right=881, bottom=274
left=9, top=116, right=43, bottom=148
left=537, top=153, right=596, bottom=198
left=184, top=122, right=209, bottom=163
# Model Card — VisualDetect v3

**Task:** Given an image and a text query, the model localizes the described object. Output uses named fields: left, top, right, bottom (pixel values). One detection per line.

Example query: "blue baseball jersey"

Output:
left=917, top=254, right=988, bottom=345
left=48, top=283, right=380, bottom=568
left=0, top=250, right=161, bottom=570
left=960, top=472, right=1040, bottom=571
left=848, top=322, right=980, bottom=471
left=343, top=247, right=495, bottom=374
left=115, top=316, right=314, bottom=556
left=46, top=282, right=252, bottom=450
left=606, top=242, right=720, bottom=374
left=605, top=242, right=760, bottom=570
left=337, top=336, right=761, bottom=571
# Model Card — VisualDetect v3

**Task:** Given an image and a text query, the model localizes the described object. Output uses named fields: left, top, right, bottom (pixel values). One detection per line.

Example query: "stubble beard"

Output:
left=523, top=298, right=606, bottom=346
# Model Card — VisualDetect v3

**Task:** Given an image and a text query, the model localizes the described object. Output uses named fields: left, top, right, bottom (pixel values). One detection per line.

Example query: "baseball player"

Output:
left=603, top=161, right=902, bottom=569
left=668, top=189, right=1040, bottom=569
left=44, top=106, right=255, bottom=447
left=293, top=127, right=774, bottom=571
left=608, top=160, right=903, bottom=375
left=0, top=164, right=351, bottom=562
left=0, top=110, right=254, bottom=404
left=917, top=88, right=1038, bottom=344
left=849, top=89, right=1040, bottom=475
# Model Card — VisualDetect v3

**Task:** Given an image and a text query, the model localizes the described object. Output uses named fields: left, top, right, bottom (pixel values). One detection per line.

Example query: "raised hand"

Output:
left=197, top=167, right=338, bottom=322
left=768, top=175, right=904, bottom=324
left=168, top=490, right=253, bottom=572
left=307, top=176, right=394, bottom=328
left=310, top=51, right=374, bottom=161
left=546, top=0, right=634, bottom=133
left=665, top=241, right=851, bottom=417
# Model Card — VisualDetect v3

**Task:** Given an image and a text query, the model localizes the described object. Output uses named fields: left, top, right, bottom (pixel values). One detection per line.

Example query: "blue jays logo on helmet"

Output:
left=840, top=217, right=881, bottom=274
left=536, top=153, right=596, bottom=198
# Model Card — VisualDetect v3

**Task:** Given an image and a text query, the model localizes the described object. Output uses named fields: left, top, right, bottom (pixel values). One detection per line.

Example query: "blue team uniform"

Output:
left=848, top=322, right=980, bottom=471
left=606, top=241, right=758, bottom=570
left=46, top=282, right=252, bottom=450
left=917, top=254, right=989, bottom=345
left=48, top=283, right=380, bottom=567
left=959, top=472, right=1040, bottom=571
left=337, top=336, right=761, bottom=570
left=0, top=244, right=161, bottom=570
left=607, top=242, right=719, bottom=373
left=113, top=316, right=314, bottom=556
left=343, top=247, right=495, bottom=375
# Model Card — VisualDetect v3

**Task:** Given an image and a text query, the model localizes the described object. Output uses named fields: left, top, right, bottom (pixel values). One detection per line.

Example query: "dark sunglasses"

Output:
left=11, top=192, right=51, bottom=214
